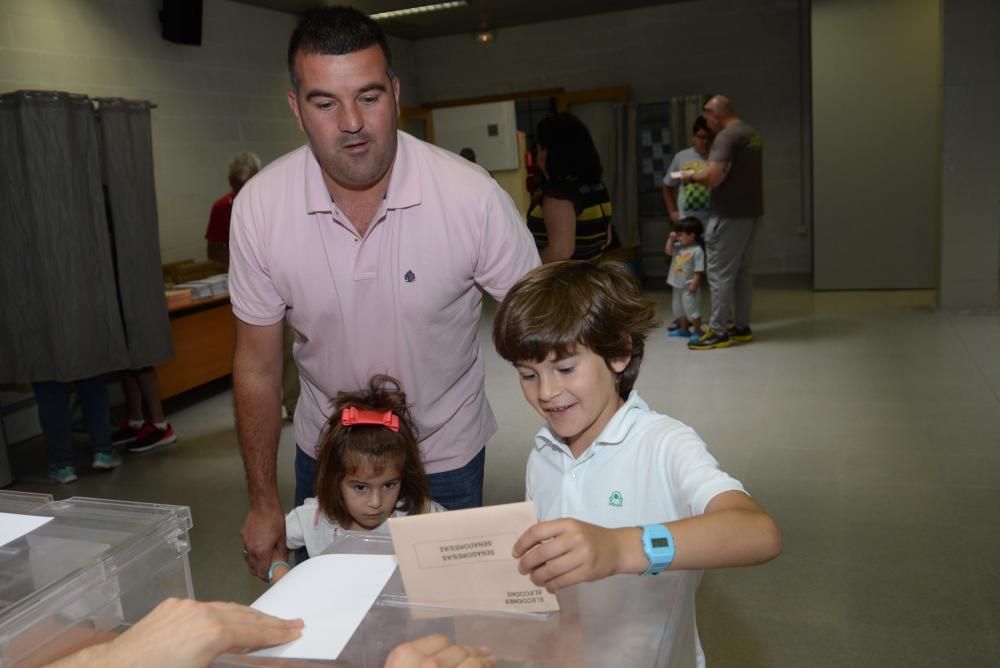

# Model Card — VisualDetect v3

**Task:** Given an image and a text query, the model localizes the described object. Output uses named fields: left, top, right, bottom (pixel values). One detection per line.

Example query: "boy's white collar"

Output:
left=534, top=390, right=647, bottom=454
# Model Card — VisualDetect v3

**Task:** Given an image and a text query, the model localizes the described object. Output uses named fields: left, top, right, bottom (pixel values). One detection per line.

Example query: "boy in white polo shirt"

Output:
left=493, top=260, right=781, bottom=664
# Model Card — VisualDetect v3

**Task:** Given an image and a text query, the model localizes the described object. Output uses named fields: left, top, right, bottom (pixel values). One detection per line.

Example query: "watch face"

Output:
left=651, top=537, right=670, bottom=548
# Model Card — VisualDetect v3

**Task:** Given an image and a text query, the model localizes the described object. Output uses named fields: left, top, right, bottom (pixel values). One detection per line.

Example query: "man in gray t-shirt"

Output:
left=681, top=95, right=764, bottom=350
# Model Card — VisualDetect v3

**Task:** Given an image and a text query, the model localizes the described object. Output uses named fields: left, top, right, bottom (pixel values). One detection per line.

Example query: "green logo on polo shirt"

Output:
left=609, top=491, right=623, bottom=507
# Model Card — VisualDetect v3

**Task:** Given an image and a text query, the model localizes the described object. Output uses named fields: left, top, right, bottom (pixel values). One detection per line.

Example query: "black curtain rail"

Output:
left=0, top=90, right=91, bottom=102
left=0, top=90, right=157, bottom=110
left=94, top=97, right=158, bottom=110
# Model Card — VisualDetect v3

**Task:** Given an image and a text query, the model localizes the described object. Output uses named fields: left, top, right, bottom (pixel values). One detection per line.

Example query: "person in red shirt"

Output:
left=203, top=151, right=301, bottom=422
left=205, top=152, right=261, bottom=266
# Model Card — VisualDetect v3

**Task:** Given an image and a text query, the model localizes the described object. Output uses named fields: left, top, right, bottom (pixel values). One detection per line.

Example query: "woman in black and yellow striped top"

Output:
left=527, top=113, right=616, bottom=263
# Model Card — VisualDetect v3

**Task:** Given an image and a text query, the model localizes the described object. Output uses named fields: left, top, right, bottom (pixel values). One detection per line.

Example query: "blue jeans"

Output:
left=33, top=377, right=112, bottom=468
left=427, top=447, right=486, bottom=510
left=294, top=445, right=316, bottom=508
left=294, top=445, right=487, bottom=511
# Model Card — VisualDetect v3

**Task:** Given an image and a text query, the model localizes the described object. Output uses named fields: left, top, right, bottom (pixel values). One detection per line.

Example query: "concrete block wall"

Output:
left=0, top=0, right=420, bottom=264
left=939, top=0, right=1000, bottom=310
left=412, top=0, right=811, bottom=275
left=0, top=0, right=299, bottom=262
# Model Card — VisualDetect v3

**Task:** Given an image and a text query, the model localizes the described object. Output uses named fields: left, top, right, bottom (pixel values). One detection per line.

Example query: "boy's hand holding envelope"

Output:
left=513, top=518, right=647, bottom=593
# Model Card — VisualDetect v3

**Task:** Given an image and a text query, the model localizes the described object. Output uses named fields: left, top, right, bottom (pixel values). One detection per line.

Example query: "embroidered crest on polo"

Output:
left=404, top=270, right=416, bottom=283
left=608, top=491, right=623, bottom=507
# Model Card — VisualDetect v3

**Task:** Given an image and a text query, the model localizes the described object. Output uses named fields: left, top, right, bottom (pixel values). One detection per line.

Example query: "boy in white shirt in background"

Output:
left=492, top=260, right=781, bottom=666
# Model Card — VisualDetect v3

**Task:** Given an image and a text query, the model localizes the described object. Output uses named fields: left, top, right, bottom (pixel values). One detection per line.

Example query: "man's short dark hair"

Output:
left=287, top=6, right=393, bottom=90
left=692, top=116, right=711, bottom=135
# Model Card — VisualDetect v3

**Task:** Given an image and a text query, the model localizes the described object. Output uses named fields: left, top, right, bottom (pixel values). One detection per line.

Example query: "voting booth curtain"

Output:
left=97, top=98, right=174, bottom=370
left=0, top=91, right=172, bottom=384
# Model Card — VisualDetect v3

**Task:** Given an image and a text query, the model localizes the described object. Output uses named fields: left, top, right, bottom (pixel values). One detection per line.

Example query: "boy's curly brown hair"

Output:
left=493, top=260, right=658, bottom=400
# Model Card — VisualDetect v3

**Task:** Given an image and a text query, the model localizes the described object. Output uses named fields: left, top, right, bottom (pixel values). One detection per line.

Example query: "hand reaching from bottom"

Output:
left=385, top=634, right=496, bottom=668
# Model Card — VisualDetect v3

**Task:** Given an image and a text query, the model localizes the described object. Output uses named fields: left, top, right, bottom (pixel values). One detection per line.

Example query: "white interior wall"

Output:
left=811, top=0, right=943, bottom=290
left=412, top=0, right=811, bottom=275
left=0, top=0, right=420, bottom=265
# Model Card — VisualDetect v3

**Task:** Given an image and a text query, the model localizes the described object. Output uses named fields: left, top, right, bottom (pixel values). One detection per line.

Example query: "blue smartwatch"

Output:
left=639, top=524, right=675, bottom=575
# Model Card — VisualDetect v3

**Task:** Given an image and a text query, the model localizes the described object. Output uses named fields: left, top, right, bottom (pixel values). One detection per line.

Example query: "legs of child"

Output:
left=683, top=287, right=702, bottom=340
left=668, top=290, right=692, bottom=337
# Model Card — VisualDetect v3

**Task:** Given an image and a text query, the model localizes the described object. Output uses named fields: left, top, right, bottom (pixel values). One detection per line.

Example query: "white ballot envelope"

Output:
left=669, top=171, right=687, bottom=179
left=250, top=554, right=397, bottom=660
left=388, top=502, right=559, bottom=614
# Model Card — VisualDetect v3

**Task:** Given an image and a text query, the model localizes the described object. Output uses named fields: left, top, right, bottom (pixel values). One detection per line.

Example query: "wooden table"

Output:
left=156, top=294, right=235, bottom=399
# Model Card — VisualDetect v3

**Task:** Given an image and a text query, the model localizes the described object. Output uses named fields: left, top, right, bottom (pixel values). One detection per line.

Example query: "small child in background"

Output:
left=665, top=217, right=705, bottom=338
left=493, top=260, right=780, bottom=665
left=268, top=375, right=444, bottom=584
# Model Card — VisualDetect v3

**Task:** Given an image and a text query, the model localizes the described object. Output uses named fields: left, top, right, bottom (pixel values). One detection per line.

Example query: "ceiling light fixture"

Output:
left=370, top=1, right=468, bottom=21
left=474, top=30, right=496, bottom=44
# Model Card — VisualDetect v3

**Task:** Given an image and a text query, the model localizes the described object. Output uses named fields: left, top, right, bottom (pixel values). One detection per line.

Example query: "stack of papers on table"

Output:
left=199, top=273, right=229, bottom=295
left=172, top=282, right=213, bottom=299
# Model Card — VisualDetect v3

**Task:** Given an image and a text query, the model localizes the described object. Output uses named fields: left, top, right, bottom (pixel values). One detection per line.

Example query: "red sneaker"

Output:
left=126, top=423, right=177, bottom=453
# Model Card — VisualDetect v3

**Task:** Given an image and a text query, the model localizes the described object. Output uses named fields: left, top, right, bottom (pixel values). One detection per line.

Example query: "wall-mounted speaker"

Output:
left=160, top=0, right=203, bottom=46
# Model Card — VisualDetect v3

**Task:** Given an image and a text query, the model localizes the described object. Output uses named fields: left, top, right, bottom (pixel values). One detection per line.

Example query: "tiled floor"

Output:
left=7, top=275, right=1000, bottom=666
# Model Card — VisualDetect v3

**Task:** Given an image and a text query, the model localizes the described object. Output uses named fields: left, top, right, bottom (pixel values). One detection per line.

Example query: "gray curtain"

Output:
left=0, top=91, right=129, bottom=383
left=96, top=99, right=173, bottom=367
left=670, top=95, right=705, bottom=155
left=569, top=101, right=638, bottom=249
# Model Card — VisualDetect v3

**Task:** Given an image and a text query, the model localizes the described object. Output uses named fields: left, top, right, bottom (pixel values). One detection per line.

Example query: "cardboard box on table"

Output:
left=0, top=491, right=193, bottom=667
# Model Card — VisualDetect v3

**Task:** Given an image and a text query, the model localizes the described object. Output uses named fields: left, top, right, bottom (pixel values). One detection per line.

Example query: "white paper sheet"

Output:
left=0, top=512, right=52, bottom=547
left=250, top=554, right=397, bottom=660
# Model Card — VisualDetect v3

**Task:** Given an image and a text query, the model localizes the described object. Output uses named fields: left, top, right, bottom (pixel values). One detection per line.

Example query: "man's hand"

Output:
left=385, top=634, right=496, bottom=668
left=687, top=281, right=699, bottom=294
left=241, top=505, right=286, bottom=580
left=512, top=519, right=644, bottom=592
left=48, top=598, right=303, bottom=668
left=668, top=210, right=679, bottom=224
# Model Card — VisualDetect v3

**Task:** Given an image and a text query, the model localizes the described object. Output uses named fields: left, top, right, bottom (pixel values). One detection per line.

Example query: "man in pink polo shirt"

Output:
left=229, top=6, right=539, bottom=579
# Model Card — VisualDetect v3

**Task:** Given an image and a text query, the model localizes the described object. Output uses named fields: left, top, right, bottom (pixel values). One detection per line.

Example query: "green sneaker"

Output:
left=688, top=330, right=733, bottom=350
left=92, top=452, right=122, bottom=470
left=49, top=465, right=78, bottom=484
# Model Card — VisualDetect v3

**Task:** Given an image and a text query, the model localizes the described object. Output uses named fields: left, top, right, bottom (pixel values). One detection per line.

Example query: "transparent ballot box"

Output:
left=0, top=492, right=194, bottom=666
left=216, top=532, right=699, bottom=668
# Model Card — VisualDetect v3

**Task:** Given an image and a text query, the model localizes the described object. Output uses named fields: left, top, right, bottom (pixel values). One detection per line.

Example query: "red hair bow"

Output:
left=341, top=407, right=400, bottom=432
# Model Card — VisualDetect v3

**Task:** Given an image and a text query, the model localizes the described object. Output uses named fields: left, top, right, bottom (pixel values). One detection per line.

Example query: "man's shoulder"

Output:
left=721, top=120, right=760, bottom=144
left=398, top=131, right=499, bottom=194
left=242, top=145, right=311, bottom=193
